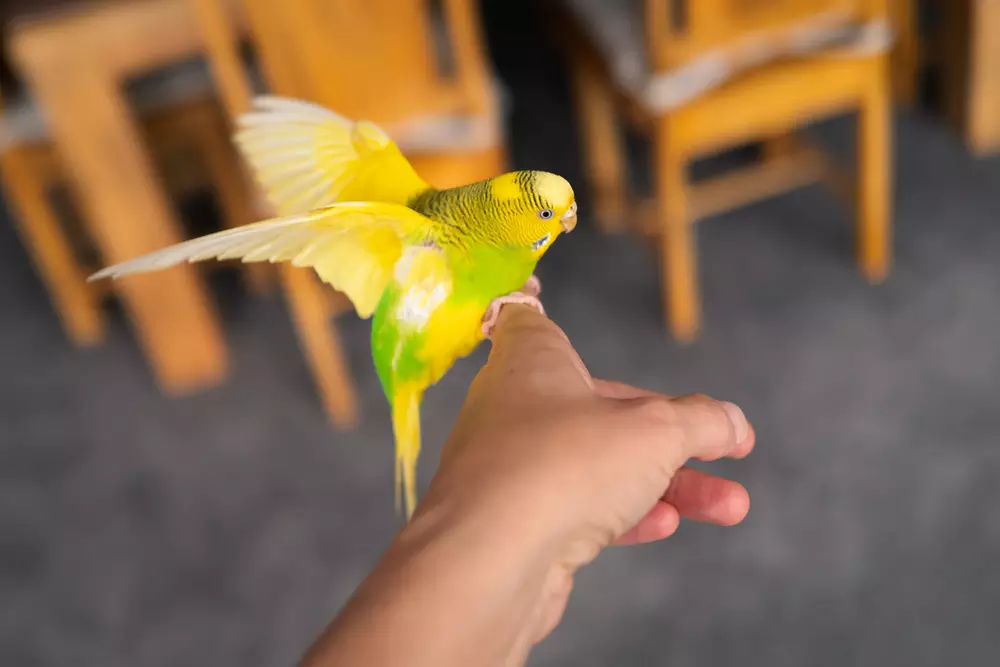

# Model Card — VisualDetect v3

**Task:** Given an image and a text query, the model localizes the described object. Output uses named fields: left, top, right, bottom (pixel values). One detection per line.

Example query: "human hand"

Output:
left=415, top=304, right=754, bottom=647
left=305, top=305, right=754, bottom=667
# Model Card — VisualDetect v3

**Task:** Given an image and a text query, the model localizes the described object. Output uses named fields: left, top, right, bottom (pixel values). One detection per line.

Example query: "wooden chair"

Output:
left=938, top=0, right=1000, bottom=157
left=187, top=0, right=509, bottom=426
left=0, top=63, right=253, bottom=347
left=888, top=0, right=919, bottom=106
left=560, top=0, right=895, bottom=341
left=0, top=86, right=104, bottom=345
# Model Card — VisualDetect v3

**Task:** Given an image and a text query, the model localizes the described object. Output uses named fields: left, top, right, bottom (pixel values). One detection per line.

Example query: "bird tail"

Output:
left=391, top=386, right=424, bottom=519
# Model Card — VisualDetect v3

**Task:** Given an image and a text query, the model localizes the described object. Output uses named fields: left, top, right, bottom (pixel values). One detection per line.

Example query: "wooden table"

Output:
left=8, top=0, right=242, bottom=393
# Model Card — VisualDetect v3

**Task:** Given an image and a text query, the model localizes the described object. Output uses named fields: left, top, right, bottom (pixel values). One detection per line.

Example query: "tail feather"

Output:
left=391, top=388, right=423, bottom=519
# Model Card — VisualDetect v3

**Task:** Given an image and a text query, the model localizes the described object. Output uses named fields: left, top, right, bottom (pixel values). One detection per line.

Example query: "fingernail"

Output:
left=721, top=402, right=748, bottom=442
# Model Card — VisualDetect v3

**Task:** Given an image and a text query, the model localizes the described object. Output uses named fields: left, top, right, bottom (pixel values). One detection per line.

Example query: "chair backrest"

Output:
left=189, top=0, right=491, bottom=126
left=644, top=0, right=890, bottom=73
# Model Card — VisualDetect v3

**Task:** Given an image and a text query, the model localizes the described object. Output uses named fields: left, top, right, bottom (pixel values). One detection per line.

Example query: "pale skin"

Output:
left=299, top=305, right=755, bottom=667
left=481, top=274, right=543, bottom=336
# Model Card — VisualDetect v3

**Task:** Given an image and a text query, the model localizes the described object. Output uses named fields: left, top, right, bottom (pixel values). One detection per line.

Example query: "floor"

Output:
left=3, top=3, right=1000, bottom=666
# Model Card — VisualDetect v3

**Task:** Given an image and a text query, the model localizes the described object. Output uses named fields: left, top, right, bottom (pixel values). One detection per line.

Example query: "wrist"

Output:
left=396, top=496, right=574, bottom=662
left=392, top=490, right=560, bottom=613
left=308, top=495, right=558, bottom=666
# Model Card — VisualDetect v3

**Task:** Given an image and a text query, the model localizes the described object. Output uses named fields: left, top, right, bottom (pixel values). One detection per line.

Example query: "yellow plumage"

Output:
left=235, top=96, right=429, bottom=213
left=89, top=202, right=432, bottom=320
left=90, top=95, right=578, bottom=519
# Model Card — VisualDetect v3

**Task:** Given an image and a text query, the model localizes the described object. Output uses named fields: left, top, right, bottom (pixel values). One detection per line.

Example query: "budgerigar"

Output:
left=89, top=96, right=577, bottom=518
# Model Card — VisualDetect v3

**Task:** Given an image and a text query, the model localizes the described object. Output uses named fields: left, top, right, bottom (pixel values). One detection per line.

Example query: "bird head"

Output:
left=487, top=171, right=577, bottom=258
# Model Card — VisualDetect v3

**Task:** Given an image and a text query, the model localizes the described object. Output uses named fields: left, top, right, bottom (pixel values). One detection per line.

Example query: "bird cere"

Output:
left=89, top=96, right=577, bottom=519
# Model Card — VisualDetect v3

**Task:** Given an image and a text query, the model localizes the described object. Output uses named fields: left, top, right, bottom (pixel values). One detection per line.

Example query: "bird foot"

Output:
left=481, top=291, right=545, bottom=339
left=522, top=274, right=541, bottom=298
left=481, top=276, right=545, bottom=338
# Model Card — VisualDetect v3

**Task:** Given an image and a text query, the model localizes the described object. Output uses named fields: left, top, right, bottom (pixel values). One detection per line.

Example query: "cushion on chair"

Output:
left=1, top=50, right=507, bottom=157
left=379, top=77, right=507, bottom=155
left=564, top=0, right=895, bottom=113
left=246, top=43, right=509, bottom=156
left=0, top=58, right=221, bottom=151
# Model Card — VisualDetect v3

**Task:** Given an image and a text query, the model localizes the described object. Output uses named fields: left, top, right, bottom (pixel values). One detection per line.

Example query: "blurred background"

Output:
left=1, top=0, right=999, bottom=665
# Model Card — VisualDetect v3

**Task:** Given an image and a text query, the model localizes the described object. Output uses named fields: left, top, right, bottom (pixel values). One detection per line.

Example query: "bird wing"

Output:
left=88, top=202, right=441, bottom=319
left=235, top=96, right=431, bottom=215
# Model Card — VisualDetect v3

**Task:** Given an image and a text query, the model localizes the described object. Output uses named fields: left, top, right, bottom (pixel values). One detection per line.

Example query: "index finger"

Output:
left=485, top=305, right=593, bottom=395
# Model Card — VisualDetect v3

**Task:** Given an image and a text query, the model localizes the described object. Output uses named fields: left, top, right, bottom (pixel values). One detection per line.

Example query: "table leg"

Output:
left=20, top=55, right=229, bottom=393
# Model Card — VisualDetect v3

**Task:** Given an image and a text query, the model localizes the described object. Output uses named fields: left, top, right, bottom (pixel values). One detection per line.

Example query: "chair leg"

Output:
left=280, top=265, right=359, bottom=428
left=569, top=52, right=627, bottom=232
left=890, top=0, right=919, bottom=107
left=857, top=56, right=893, bottom=283
left=654, top=118, right=698, bottom=341
left=1, top=147, right=105, bottom=346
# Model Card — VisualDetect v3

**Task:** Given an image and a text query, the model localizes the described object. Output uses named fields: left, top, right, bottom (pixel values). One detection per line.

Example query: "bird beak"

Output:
left=561, top=202, right=578, bottom=232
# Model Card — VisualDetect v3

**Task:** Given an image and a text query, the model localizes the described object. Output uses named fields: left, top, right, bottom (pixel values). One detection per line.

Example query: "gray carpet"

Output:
left=3, top=5, right=1000, bottom=666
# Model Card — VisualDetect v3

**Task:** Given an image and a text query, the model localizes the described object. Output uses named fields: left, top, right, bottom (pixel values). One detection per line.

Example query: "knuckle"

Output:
left=629, top=395, right=678, bottom=427
left=676, top=392, right=714, bottom=406
left=625, top=396, right=688, bottom=459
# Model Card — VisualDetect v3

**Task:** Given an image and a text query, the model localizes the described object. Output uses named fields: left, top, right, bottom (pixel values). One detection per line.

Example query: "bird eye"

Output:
left=538, top=209, right=554, bottom=220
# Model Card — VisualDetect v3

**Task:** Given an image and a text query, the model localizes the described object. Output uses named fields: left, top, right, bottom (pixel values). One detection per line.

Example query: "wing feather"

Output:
left=88, top=202, right=440, bottom=319
left=235, top=96, right=430, bottom=214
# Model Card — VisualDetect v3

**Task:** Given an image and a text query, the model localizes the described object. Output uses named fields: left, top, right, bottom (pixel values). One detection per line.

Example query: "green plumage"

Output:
left=371, top=170, right=575, bottom=517
left=85, top=96, right=577, bottom=522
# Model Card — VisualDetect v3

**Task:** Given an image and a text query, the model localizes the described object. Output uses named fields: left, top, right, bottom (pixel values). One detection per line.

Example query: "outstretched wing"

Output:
left=88, top=202, right=440, bottom=319
left=235, top=96, right=431, bottom=215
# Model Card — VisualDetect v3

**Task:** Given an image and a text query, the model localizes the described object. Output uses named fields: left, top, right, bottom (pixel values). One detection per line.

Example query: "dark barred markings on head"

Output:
left=412, top=170, right=574, bottom=250
left=514, top=170, right=534, bottom=193
left=515, top=171, right=546, bottom=211
left=415, top=179, right=486, bottom=229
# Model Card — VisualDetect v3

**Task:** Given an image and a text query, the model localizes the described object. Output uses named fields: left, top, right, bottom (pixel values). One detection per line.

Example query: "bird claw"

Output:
left=481, top=292, right=545, bottom=338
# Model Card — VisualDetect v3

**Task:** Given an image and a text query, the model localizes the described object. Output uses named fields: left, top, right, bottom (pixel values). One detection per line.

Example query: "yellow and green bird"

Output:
left=89, top=96, right=577, bottom=518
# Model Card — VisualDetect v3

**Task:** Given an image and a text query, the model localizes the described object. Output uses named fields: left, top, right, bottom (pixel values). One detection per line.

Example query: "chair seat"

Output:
left=381, top=78, right=507, bottom=155
left=2, top=52, right=507, bottom=160
left=564, top=0, right=894, bottom=113
left=238, top=42, right=508, bottom=157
